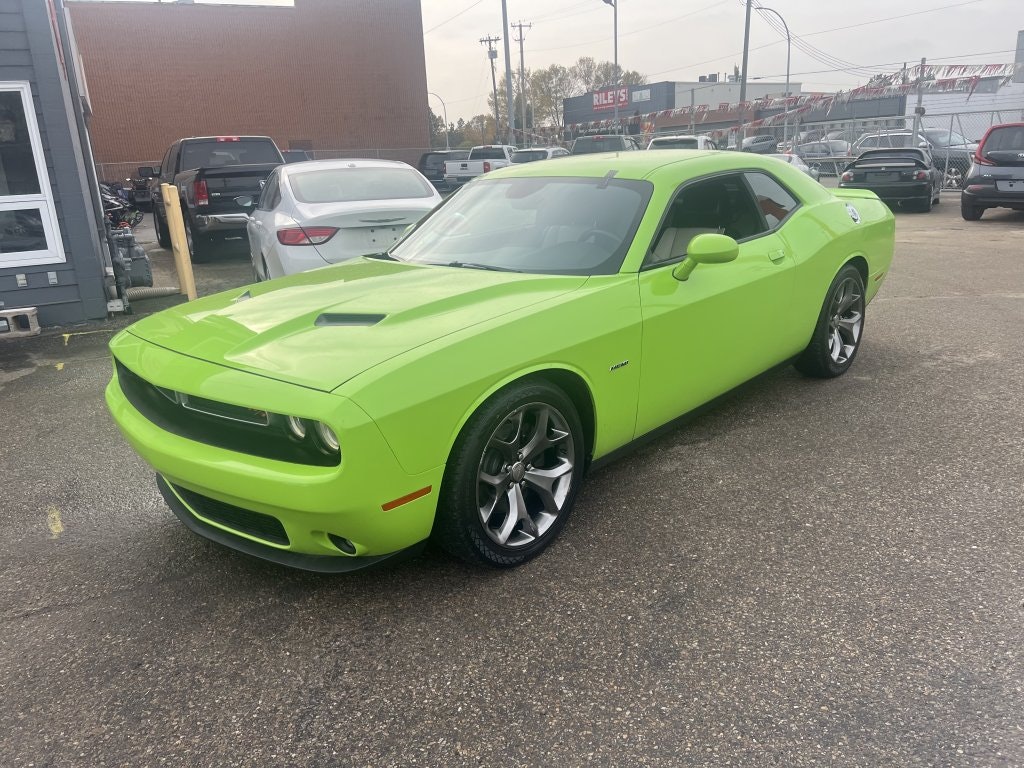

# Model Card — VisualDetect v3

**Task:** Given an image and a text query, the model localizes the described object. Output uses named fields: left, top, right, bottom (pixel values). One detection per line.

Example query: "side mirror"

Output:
left=138, top=166, right=159, bottom=178
left=672, top=234, right=739, bottom=281
left=234, top=195, right=255, bottom=207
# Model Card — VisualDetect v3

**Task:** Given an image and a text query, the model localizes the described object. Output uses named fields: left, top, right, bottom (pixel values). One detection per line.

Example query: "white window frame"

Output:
left=0, top=82, right=66, bottom=268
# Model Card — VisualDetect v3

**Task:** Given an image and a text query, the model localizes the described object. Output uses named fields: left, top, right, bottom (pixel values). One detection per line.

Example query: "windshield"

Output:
left=511, top=150, right=548, bottom=163
left=572, top=137, right=626, bottom=154
left=924, top=129, right=970, bottom=147
left=289, top=167, right=434, bottom=203
left=180, top=139, right=282, bottom=169
left=650, top=137, right=698, bottom=150
left=983, top=126, right=1024, bottom=152
left=390, top=176, right=653, bottom=275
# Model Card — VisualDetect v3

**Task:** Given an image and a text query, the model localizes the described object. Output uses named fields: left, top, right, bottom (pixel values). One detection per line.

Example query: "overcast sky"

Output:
left=81, top=0, right=1021, bottom=120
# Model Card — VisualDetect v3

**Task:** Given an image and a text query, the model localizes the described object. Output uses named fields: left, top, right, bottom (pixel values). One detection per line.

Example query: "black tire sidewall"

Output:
left=434, top=380, right=586, bottom=567
left=795, top=264, right=866, bottom=378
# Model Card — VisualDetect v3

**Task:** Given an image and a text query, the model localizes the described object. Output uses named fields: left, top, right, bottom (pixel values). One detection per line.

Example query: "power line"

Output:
left=423, top=0, right=486, bottom=35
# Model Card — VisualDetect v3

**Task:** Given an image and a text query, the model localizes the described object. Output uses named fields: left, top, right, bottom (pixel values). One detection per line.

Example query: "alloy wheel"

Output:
left=828, top=277, right=863, bottom=364
left=476, top=403, right=576, bottom=549
left=943, top=167, right=964, bottom=189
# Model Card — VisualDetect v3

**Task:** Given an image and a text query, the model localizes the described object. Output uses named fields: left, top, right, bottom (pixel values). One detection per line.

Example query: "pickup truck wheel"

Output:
left=183, top=214, right=214, bottom=263
left=154, top=208, right=171, bottom=249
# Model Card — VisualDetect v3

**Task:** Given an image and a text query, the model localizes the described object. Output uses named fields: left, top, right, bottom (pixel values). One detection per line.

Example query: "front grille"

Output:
left=173, top=483, right=289, bottom=545
left=115, top=359, right=339, bottom=467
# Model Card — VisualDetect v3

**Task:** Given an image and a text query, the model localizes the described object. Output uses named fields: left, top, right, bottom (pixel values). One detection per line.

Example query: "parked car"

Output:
left=740, top=135, right=780, bottom=154
left=281, top=149, right=313, bottom=163
left=107, top=152, right=894, bottom=572
left=443, top=145, right=516, bottom=188
left=510, top=147, right=570, bottom=163
left=852, top=130, right=976, bottom=187
left=142, top=135, right=285, bottom=261
left=246, top=159, right=442, bottom=280
left=840, top=147, right=941, bottom=212
left=646, top=134, right=717, bottom=151
left=570, top=134, right=643, bottom=154
left=417, top=149, right=470, bottom=190
left=960, top=122, right=1024, bottom=220
left=767, top=153, right=819, bottom=180
left=778, top=129, right=824, bottom=153
left=796, top=140, right=852, bottom=160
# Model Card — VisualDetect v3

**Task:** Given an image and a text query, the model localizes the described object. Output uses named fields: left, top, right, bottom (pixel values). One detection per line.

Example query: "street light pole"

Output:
left=756, top=6, right=791, bottom=146
left=739, top=0, right=752, bottom=145
left=602, top=0, right=618, bottom=133
left=500, top=0, right=516, bottom=145
left=428, top=92, right=449, bottom=150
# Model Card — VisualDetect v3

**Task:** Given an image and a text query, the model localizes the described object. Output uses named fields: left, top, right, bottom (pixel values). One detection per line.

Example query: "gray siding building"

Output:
left=0, top=0, right=107, bottom=327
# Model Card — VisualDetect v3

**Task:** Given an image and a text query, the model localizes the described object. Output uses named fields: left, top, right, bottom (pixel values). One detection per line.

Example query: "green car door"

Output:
left=634, top=170, right=807, bottom=437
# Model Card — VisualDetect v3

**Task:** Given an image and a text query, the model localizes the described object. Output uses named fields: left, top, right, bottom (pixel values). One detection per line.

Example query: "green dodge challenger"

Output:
left=106, top=152, right=895, bottom=570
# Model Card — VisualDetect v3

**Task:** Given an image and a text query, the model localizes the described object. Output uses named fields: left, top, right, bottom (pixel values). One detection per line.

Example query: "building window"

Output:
left=0, top=82, right=64, bottom=267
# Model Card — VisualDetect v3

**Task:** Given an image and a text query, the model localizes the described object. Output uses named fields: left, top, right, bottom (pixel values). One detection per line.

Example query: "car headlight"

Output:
left=285, top=415, right=307, bottom=440
left=315, top=421, right=340, bottom=454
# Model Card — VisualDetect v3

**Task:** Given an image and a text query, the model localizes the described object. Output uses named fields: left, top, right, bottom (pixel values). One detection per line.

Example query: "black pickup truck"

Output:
left=142, top=136, right=284, bottom=260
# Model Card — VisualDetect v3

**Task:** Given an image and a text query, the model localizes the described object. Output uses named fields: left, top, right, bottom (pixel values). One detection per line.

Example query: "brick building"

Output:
left=67, top=0, right=430, bottom=175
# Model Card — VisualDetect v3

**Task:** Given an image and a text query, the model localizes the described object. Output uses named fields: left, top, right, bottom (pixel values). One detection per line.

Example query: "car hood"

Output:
left=126, top=258, right=587, bottom=392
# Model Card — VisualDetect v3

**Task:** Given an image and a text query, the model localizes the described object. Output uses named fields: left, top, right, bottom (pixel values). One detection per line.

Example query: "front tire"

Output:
left=433, top=380, right=585, bottom=568
left=794, top=264, right=865, bottom=379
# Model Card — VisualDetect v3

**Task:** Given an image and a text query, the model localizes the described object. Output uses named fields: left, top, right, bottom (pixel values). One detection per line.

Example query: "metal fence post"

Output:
left=943, top=112, right=953, bottom=188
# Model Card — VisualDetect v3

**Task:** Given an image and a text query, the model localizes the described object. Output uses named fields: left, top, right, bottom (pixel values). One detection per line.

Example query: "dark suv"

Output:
left=418, top=149, right=469, bottom=190
left=961, top=122, right=1024, bottom=220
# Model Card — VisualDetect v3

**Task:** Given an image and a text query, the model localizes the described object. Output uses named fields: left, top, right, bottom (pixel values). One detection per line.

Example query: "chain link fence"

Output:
left=774, top=110, right=1024, bottom=186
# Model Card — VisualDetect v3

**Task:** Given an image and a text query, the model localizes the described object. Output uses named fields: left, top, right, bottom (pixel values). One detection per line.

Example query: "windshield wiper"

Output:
left=440, top=261, right=521, bottom=273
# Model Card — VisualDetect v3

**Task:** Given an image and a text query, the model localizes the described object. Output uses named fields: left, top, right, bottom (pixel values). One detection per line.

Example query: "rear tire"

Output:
left=432, top=380, right=585, bottom=568
left=918, top=195, right=933, bottom=213
left=961, top=198, right=983, bottom=221
left=154, top=208, right=171, bottom=249
left=794, top=264, right=865, bottom=379
left=183, top=214, right=215, bottom=263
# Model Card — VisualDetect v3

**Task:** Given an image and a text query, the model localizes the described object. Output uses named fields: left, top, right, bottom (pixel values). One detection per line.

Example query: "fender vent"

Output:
left=315, top=313, right=386, bottom=327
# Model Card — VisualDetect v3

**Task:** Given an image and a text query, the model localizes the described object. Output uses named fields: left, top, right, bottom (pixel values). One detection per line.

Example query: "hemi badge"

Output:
left=381, top=486, right=433, bottom=512
left=609, top=360, right=629, bottom=372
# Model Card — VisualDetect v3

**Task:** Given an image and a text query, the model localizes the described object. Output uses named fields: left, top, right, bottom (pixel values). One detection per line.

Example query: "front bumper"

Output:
left=192, top=212, right=250, bottom=235
left=106, top=331, right=443, bottom=566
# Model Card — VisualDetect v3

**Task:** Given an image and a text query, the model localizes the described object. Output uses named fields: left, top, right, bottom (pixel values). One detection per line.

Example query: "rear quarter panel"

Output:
left=782, top=189, right=894, bottom=346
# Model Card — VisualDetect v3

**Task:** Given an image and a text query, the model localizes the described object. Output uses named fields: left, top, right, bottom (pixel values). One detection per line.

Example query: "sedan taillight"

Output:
left=277, top=227, right=339, bottom=246
left=913, top=170, right=928, bottom=181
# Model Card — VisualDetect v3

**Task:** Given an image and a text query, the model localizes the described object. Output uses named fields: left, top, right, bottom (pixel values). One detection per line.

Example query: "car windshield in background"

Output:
left=471, top=147, right=509, bottom=160
left=180, top=139, right=281, bottom=169
left=924, top=130, right=971, bottom=147
left=573, top=138, right=627, bottom=154
left=289, top=167, right=434, bottom=203
left=390, top=176, right=653, bottom=275
left=984, top=126, right=1024, bottom=151
left=650, top=138, right=698, bottom=150
left=511, top=150, right=548, bottom=163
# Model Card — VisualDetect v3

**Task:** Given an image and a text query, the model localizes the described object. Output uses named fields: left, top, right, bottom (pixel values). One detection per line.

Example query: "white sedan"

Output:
left=246, top=159, right=443, bottom=280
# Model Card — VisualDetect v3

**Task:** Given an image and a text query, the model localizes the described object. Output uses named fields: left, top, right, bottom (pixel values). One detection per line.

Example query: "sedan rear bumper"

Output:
left=961, top=188, right=1024, bottom=209
left=839, top=181, right=931, bottom=204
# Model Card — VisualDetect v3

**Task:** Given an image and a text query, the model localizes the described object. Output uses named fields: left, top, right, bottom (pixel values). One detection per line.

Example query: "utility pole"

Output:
left=738, top=0, right=752, bottom=145
left=911, top=57, right=926, bottom=146
left=512, top=21, right=532, bottom=147
left=500, top=0, right=516, bottom=145
left=480, top=35, right=501, bottom=143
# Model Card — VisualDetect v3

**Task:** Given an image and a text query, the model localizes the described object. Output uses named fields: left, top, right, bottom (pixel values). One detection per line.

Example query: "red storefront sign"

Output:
left=592, top=87, right=630, bottom=111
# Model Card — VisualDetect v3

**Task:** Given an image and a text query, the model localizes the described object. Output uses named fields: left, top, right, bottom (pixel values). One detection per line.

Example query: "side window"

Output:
left=743, top=172, right=798, bottom=229
left=159, top=146, right=172, bottom=178
left=257, top=171, right=279, bottom=211
left=645, top=174, right=767, bottom=267
left=167, top=143, right=180, bottom=175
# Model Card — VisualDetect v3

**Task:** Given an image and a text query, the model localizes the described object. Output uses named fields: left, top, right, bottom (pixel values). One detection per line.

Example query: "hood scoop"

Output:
left=314, top=313, right=386, bottom=327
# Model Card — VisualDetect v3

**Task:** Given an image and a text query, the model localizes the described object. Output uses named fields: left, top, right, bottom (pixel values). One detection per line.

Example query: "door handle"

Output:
left=769, top=249, right=786, bottom=264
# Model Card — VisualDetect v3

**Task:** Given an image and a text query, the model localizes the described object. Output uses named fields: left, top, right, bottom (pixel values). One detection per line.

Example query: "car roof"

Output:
left=486, top=150, right=803, bottom=182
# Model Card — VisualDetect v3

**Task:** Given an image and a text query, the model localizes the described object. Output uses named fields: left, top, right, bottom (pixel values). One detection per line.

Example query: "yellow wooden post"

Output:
left=160, top=183, right=197, bottom=301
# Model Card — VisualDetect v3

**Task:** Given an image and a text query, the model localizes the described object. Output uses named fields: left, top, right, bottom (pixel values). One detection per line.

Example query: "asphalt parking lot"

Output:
left=2, top=195, right=1022, bottom=766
